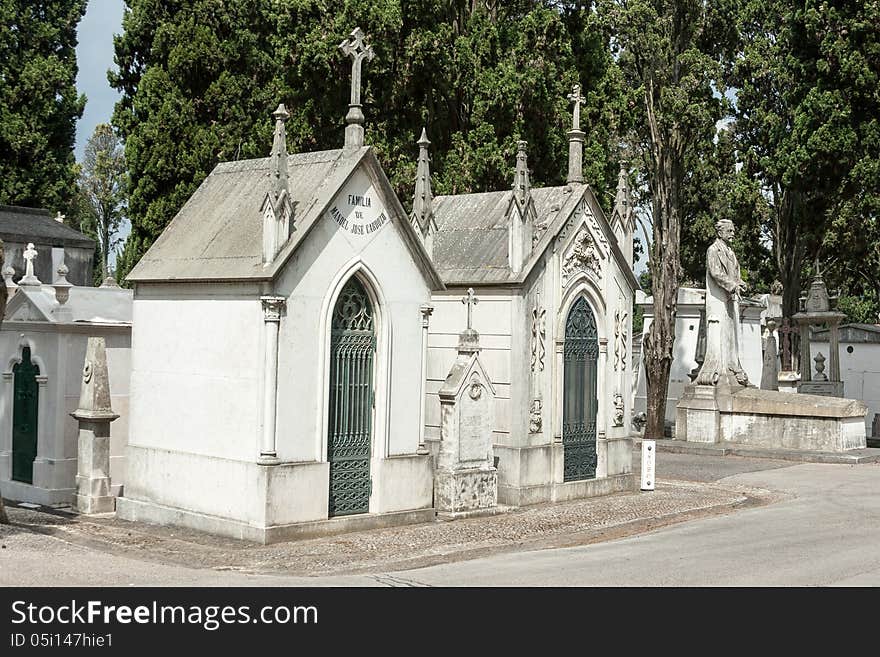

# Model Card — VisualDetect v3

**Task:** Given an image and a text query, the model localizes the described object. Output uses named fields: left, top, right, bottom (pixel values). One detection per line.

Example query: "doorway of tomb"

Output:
left=562, top=296, right=598, bottom=481
left=327, top=276, right=375, bottom=516
left=12, top=346, right=39, bottom=484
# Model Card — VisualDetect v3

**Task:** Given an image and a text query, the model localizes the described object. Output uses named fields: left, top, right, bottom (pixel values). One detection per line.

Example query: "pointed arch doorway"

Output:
left=12, top=346, right=40, bottom=484
left=562, top=297, right=598, bottom=481
left=327, top=276, right=376, bottom=516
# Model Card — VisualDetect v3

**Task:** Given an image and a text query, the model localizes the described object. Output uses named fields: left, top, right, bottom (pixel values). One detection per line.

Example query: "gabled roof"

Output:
left=0, top=205, right=95, bottom=248
left=431, top=183, right=639, bottom=291
left=127, top=147, right=443, bottom=289
left=5, top=285, right=132, bottom=324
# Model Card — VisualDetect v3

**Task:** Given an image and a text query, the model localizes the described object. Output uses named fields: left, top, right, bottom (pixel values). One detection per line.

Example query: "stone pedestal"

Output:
left=676, top=384, right=724, bottom=443
left=434, top=328, right=498, bottom=517
left=75, top=420, right=115, bottom=513
left=676, top=383, right=867, bottom=451
left=71, top=337, right=119, bottom=514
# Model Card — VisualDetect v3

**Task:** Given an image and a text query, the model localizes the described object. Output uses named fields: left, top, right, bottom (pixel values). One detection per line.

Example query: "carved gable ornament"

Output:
left=562, top=225, right=603, bottom=286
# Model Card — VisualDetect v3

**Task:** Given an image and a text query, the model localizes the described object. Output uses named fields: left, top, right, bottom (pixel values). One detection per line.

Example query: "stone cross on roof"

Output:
left=461, top=287, right=479, bottom=330
left=339, top=27, right=374, bottom=107
left=567, top=84, right=586, bottom=132
left=339, top=27, right=374, bottom=148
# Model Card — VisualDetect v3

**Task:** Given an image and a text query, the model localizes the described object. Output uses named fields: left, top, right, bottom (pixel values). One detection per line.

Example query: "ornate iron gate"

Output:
left=327, top=277, right=375, bottom=516
left=12, top=346, right=39, bottom=484
left=563, top=297, right=598, bottom=481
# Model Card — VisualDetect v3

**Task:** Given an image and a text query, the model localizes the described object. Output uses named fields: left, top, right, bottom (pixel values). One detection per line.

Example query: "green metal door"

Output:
left=327, top=277, right=375, bottom=516
left=563, top=297, right=598, bottom=481
left=12, top=346, right=39, bottom=484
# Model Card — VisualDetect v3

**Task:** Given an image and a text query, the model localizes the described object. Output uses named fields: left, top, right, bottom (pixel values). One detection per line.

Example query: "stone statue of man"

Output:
left=695, top=219, right=749, bottom=387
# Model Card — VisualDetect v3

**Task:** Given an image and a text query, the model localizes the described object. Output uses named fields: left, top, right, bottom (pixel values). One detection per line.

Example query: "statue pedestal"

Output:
left=676, top=384, right=867, bottom=451
left=676, top=384, right=723, bottom=444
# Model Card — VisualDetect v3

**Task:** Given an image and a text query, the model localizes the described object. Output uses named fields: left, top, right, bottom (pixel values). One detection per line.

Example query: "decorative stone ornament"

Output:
left=612, top=392, right=625, bottom=427
left=53, top=263, right=73, bottom=306
left=20, top=242, right=41, bottom=286
left=71, top=337, right=119, bottom=514
left=531, top=294, right=546, bottom=372
left=562, top=226, right=602, bottom=286
left=529, top=399, right=543, bottom=434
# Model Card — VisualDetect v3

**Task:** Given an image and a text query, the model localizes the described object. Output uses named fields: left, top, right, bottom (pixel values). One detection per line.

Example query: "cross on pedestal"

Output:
left=461, top=287, right=479, bottom=330
left=339, top=27, right=374, bottom=109
left=567, top=84, right=586, bottom=132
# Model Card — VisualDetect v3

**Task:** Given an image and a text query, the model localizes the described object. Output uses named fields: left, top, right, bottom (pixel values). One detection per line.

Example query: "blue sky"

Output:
left=74, top=0, right=125, bottom=161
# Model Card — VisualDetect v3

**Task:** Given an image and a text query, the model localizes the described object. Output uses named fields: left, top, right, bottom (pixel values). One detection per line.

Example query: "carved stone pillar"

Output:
left=417, top=304, right=433, bottom=455
left=259, top=296, right=285, bottom=465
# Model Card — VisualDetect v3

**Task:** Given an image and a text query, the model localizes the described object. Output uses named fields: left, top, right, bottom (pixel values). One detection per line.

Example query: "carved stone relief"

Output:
left=612, top=392, right=625, bottom=427
left=614, top=304, right=628, bottom=372
left=562, top=226, right=602, bottom=286
left=531, top=295, right=546, bottom=372
left=529, top=399, right=543, bottom=434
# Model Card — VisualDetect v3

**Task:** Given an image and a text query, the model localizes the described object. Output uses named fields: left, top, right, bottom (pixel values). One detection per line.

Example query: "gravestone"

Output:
left=72, top=337, right=119, bottom=513
left=434, top=289, right=498, bottom=517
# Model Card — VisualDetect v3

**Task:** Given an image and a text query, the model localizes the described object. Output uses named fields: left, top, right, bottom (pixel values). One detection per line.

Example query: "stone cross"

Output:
left=461, top=287, right=479, bottom=330
left=339, top=27, right=374, bottom=108
left=567, top=84, right=586, bottom=131
left=23, top=242, right=37, bottom=278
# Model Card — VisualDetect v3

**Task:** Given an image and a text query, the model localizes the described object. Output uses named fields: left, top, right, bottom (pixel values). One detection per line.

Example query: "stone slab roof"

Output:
left=0, top=205, right=95, bottom=248
left=127, top=147, right=444, bottom=289
left=5, top=285, right=132, bottom=324
left=128, top=149, right=363, bottom=282
left=432, top=183, right=639, bottom=291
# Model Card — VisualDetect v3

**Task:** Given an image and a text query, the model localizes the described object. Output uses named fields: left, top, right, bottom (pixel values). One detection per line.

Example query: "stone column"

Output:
left=799, top=323, right=812, bottom=382
left=71, top=338, right=119, bottom=514
left=829, top=321, right=841, bottom=382
left=417, top=304, right=433, bottom=455
left=259, top=296, right=285, bottom=465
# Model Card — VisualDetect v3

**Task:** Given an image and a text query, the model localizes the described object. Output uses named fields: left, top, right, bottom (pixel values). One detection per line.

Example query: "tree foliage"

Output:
left=605, top=0, right=734, bottom=438
left=0, top=0, right=87, bottom=215
left=732, top=0, right=880, bottom=322
left=111, top=0, right=626, bottom=279
left=78, top=123, right=127, bottom=280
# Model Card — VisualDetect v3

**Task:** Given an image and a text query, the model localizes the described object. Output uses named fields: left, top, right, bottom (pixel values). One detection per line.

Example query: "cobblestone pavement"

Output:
left=0, top=476, right=784, bottom=581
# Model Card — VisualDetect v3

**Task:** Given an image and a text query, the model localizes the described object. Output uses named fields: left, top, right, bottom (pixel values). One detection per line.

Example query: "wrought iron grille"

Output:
left=327, top=278, right=375, bottom=516
left=563, top=297, right=598, bottom=481
left=12, top=346, right=39, bottom=484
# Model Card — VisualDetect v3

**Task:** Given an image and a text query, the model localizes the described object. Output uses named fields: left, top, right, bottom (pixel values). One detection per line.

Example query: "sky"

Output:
left=74, top=0, right=125, bottom=161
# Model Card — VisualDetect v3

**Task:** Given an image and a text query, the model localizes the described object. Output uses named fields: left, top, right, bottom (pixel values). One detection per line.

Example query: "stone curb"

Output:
left=633, top=437, right=880, bottom=464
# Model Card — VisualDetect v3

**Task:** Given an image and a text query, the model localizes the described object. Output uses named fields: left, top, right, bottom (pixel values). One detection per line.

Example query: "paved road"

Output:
left=387, top=462, right=880, bottom=586
left=2, top=457, right=878, bottom=586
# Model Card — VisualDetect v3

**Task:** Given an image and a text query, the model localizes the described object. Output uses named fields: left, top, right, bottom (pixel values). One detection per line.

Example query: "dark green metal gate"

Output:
left=12, top=346, right=39, bottom=484
left=327, top=277, right=375, bottom=516
left=563, top=297, right=598, bottom=481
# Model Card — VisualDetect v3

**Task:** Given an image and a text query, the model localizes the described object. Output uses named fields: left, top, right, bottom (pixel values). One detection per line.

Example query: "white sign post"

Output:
left=640, top=440, right=656, bottom=491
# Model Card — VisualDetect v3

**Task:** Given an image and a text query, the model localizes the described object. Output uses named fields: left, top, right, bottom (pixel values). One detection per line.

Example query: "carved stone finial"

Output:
left=514, top=140, right=530, bottom=206
left=410, top=127, right=435, bottom=251
left=270, top=103, right=290, bottom=204
left=20, top=242, right=41, bottom=286
left=53, top=262, right=72, bottom=306
left=71, top=337, right=119, bottom=422
left=55, top=211, right=65, bottom=223
left=566, top=84, right=587, bottom=185
left=339, top=27, right=375, bottom=149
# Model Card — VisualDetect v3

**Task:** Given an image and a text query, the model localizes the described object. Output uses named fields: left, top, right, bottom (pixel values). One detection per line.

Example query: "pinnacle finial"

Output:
left=411, top=127, right=435, bottom=249
left=514, top=140, right=530, bottom=206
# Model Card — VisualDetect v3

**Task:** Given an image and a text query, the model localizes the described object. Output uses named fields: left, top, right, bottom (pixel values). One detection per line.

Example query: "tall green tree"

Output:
left=603, top=0, right=735, bottom=439
left=732, top=0, right=880, bottom=321
left=0, top=0, right=87, bottom=214
left=111, top=1, right=625, bottom=279
left=78, top=123, right=127, bottom=280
